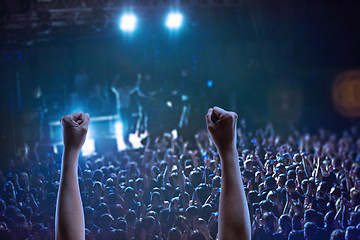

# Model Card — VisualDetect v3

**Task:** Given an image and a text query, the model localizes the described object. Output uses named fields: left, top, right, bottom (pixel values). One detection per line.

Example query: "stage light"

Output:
left=181, top=94, right=189, bottom=101
left=114, top=121, right=126, bottom=151
left=120, top=13, right=137, bottom=32
left=207, top=80, right=213, bottom=88
left=171, top=129, right=178, bottom=139
left=166, top=12, right=183, bottom=30
left=166, top=101, right=173, bottom=107
left=82, top=138, right=95, bottom=156
left=81, top=124, right=95, bottom=156
left=129, top=133, right=144, bottom=149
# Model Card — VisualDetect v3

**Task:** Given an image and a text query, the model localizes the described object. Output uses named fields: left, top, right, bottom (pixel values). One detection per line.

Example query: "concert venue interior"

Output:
left=1, top=1, right=360, bottom=239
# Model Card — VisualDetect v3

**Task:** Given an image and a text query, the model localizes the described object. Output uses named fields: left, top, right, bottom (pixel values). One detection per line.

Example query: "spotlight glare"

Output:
left=115, top=121, right=126, bottom=151
left=129, top=133, right=145, bottom=149
left=82, top=138, right=95, bottom=156
left=120, top=13, right=137, bottom=32
left=166, top=12, right=183, bottom=30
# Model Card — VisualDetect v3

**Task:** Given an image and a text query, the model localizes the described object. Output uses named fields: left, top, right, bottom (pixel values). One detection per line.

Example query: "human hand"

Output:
left=210, top=187, right=218, bottom=197
left=205, top=106, right=238, bottom=153
left=255, top=171, right=261, bottom=182
left=208, top=214, right=218, bottom=227
left=204, top=153, right=211, bottom=169
left=197, top=218, right=211, bottom=239
left=254, top=208, right=261, bottom=224
left=60, top=111, right=90, bottom=152
left=286, top=190, right=292, bottom=201
left=189, top=150, right=199, bottom=157
left=180, top=216, right=191, bottom=232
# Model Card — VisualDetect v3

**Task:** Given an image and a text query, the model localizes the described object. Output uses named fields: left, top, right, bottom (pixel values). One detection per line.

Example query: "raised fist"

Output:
left=60, top=111, right=90, bottom=152
left=205, top=106, right=237, bottom=153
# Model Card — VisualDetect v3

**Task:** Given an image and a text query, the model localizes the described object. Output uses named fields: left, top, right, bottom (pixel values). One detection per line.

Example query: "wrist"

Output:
left=219, top=145, right=239, bottom=160
left=63, top=146, right=81, bottom=156
left=62, top=148, right=81, bottom=169
left=217, top=143, right=237, bottom=158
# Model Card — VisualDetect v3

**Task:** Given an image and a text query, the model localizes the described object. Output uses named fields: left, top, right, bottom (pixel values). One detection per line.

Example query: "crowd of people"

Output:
left=1, top=107, right=360, bottom=239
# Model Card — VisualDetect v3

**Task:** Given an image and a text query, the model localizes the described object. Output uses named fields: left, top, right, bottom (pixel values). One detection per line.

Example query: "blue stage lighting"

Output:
left=207, top=80, right=213, bottom=88
left=166, top=12, right=183, bottom=30
left=114, top=121, right=126, bottom=151
left=82, top=138, right=95, bottom=156
left=120, top=13, right=137, bottom=32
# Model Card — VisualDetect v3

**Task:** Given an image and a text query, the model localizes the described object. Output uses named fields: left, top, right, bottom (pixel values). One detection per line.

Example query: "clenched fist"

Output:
left=205, top=106, right=238, bottom=153
left=60, top=111, right=90, bottom=152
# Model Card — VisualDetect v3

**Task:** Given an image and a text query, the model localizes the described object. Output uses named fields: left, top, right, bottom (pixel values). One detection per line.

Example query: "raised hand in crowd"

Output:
left=206, top=106, right=251, bottom=240
left=55, top=111, right=90, bottom=240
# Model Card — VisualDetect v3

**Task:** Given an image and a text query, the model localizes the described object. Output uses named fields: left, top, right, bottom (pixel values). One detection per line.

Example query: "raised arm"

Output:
left=205, top=106, right=251, bottom=240
left=55, top=111, right=90, bottom=240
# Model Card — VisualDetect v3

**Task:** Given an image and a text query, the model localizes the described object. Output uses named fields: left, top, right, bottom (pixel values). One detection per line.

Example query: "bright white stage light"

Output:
left=166, top=12, right=183, bottom=30
left=81, top=125, right=95, bottom=156
left=120, top=13, right=137, bottom=32
left=129, top=133, right=145, bottom=149
left=82, top=138, right=95, bottom=156
left=115, top=121, right=126, bottom=151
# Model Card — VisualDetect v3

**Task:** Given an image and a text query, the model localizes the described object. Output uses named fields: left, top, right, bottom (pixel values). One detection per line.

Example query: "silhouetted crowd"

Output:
left=1, top=120, right=360, bottom=240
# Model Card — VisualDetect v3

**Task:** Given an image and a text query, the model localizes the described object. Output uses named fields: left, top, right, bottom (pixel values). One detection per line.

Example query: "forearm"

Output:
left=219, top=145, right=241, bottom=186
left=55, top=149, right=85, bottom=240
left=205, top=193, right=214, bottom=205
left=315, top=161, right=322, bottom=181
left=345, top=174, right=353, bottom=191
left=218, top=146, right=251, bottom=240
left=283, top=200, right=290, bottom=214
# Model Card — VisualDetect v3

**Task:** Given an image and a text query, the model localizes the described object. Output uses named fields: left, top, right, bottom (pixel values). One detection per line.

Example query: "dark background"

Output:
left=1, top=1, right=360, bottom=158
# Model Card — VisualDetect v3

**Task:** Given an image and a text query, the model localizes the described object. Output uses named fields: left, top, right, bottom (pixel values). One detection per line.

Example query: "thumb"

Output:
left=80, top=113, right=90, bottom=130
left=71, top=111, right=84, bottom=124
left=211, top=108, right=220, bottom=124
left=206, top=108, right=216, bottom=130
